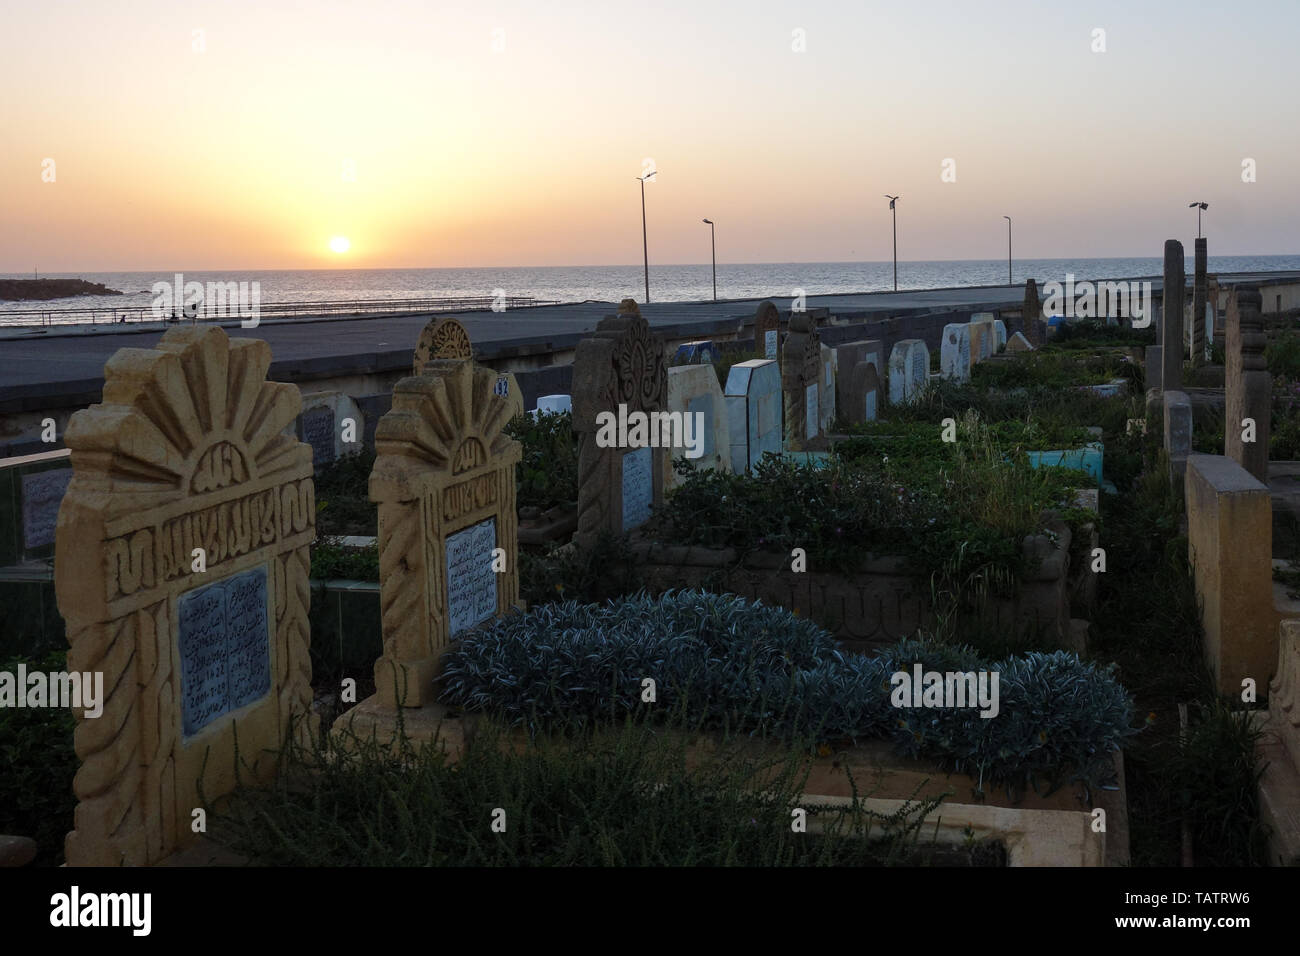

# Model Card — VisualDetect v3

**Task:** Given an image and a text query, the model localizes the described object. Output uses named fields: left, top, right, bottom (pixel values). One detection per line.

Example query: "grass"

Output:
left=210, top=713, right=978, bottom=866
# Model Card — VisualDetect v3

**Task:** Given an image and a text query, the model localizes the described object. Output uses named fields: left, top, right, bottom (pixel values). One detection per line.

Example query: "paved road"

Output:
left=3, top=272, right=1295, bottom=407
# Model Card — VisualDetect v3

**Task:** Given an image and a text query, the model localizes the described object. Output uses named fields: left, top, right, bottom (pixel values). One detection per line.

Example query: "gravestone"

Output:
left=572, top=313, right=669, bottom=548
left=755, top=300, right=782, bottom=361
left=665, top=364, right=731, bottom=489
left=725, top=359, right=781, bottom=473
left=781, top=312, right=824, bottom=451
left=1022, top=279, right=1042, bottom=346
left=364, top=358, right=522, bottom=710
left=1163, top=390, right=1192, bottom=481
left=970, top=316, right=996, bottom=363
left=21, top=467, right=72, bottom=551
left=1162, top=240, right=1185, bottom=393
left=940, top=323, right=972, bottom=383
left=888, top=339, right=929, bottom=405
left=834, top=340, right=884, bottom=423
left=492, top=371, right=525, bottom=419
left=819, top=344, right=836, bottom=434
left=993, top=320, right=1008, bottom=352
left=535, top=394, right=572, bottom=416
left=859, top=363, right=881, bottom=421
left=413, top=317, right=474, bottom=374
left=1191, top=238, right=1207, bottom=369
left=55, top=325, right=316, bottom=866
left=1225, top=287, right=1271, bottom=483
left=297, top=391, right=365, bottom=467
left=618, top=298, right=641, bottom=316
left=1006, top=331, right=1034, bottom=352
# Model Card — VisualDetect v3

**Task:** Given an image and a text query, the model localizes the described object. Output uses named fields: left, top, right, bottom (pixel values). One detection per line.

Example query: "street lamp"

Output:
left=702, top=219, right=716, bottom=301
left=1189, top=201, right=1208, bottom=239
left=636, top=170, right=656, bottom=302
left=1003, top=216, right=1012, bottom=285
left=884, top=195, right=899, bottom=291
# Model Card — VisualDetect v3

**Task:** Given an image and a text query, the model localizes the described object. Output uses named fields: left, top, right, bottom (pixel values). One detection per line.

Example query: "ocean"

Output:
left=3, top=256, right=1299, bottom=322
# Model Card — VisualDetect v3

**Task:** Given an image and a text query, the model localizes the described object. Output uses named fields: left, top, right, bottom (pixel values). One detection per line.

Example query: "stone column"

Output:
left=1225, top=287, right=1271, bottom=483
left=1191, top=238, right=1208, bottom=368
left=1022, top=278, right=1041, bottom=346
left=1161, top=240, right=1184, bottom=392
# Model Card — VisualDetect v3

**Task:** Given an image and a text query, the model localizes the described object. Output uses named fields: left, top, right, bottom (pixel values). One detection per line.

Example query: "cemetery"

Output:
left=3, top=263, right=1300, bottom=870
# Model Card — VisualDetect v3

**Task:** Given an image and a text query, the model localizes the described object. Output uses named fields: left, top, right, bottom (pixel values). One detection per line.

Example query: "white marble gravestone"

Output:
left=725, top=359, right=781, bottom=474
left=993, top=319, right=1008, bottom=352
left=299, top=391, right=364, bottom=466
left=889, top=340, right=929, bottom=405
left=666, top=364, right=731, bottom=489
left=940, top=323, right=973, bottom=383
left=535, top=394, right=572, bottom=416
left=969, top=316, right=996, bottom=363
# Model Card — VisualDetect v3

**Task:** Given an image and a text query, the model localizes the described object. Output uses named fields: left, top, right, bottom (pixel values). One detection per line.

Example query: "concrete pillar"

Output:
left=1185, top=454, right=1274, bottom=696
left=1191, top=238, right=1207, bottom=368
left=1225, top=286, right=1271, bottom=483
left=1162, top=240, right=1184, bottom=392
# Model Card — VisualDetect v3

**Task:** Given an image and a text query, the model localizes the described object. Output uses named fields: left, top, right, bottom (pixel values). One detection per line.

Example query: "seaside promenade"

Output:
left=3, top=271, right=1299, bottom=455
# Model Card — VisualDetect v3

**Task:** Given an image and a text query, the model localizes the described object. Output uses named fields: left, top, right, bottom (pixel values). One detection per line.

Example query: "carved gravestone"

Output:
left=726, top=359, right=781, bottom=473
left=820, top=344, right=836, bottom=434
left=1006, top=331, right=1034, bottom=352
left=299, top=406, right=336, bottom=467
left=755, top=300, right=782, bottom=361
left=618, top=298, right=641, bottom=317
left=781, top=313, right=824, bottom=451
left=1225, top=287, right=1271, bottom=483
left=22, top=466, right=73, bottom=552
left=572, top=313, right=669, bottom=547
left=492, top=371, right=525, bottom=419
left=1023, top=279, right=1042, bottom=346
left=364, top=359, right=521, bottom=710
left=298, top=391, right=365, bottom=467
left=535, top=394, right=572, bottom=415
left=55, top=326, right=315, bottom=866
left=970, top=316, right=996, bottom=363
left=413, top=316, right=474, bottom=374
left=993, top=319, right=1007, bottom=352
left=941, top=324, right=972, bottom=383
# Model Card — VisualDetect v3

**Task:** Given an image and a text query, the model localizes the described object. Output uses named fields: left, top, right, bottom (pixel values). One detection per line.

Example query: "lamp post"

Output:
left=884, top=195, right=899, bottom=291
left=1188, top=201, right=1208, bottom=238
left=636, top=171, right=656, bottom=302
left=1003, top=215, right=1012, bottom=285
left=702, top=218, right=716, bottom=301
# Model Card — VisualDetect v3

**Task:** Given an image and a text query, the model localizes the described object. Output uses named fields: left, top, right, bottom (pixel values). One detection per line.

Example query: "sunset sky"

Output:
left=3, top=0, right=1297, bottom=271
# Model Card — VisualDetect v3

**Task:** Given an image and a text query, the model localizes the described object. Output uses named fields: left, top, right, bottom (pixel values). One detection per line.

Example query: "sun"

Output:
left=329, top=236, right=351, bottom=254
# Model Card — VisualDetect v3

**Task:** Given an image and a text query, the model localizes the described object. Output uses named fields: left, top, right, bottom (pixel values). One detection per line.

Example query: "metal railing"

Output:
left=0, top=294, right=563, bottom=328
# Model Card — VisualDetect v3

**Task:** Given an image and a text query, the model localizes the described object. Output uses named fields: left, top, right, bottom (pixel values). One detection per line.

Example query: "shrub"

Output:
left=314, top=450, right=378, bottom=537
left=0, top=651, right=79, bottom=866
left=506, top=410, right=579, bottom=510
left=439, top=590, right=1138, bottom=798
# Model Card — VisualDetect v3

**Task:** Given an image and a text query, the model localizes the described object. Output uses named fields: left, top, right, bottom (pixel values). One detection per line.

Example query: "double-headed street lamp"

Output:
left=884, top=195, right=900, bottom=291
left=636, top=170, right=656, bottom=302
left=702, top=219, right=716, bottom=301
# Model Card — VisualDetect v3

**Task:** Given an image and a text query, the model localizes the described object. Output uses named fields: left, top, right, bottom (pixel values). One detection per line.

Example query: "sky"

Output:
left=2, top=0, right=1297, bottom=271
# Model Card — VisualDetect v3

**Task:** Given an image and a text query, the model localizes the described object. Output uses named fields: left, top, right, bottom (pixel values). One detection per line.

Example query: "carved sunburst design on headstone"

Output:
left=413, top=317, right=474, bottom=374
left=64, top=326, right=305, bottom=514
left=375, top=358, right=516, bottom=473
